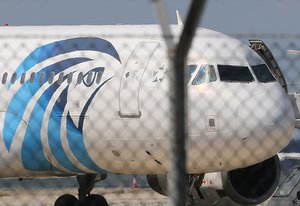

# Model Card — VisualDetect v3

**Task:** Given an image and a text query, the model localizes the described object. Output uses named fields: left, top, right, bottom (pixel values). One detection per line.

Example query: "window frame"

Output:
left=191, top=64, right=217, bottom=85
left=251, top=64, right=276, bottom=83
left=217, top=64, right=255, bottom=83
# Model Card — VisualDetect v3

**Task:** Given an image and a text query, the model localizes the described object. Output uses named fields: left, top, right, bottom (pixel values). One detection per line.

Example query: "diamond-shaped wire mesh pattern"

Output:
left=0, top=28, right=299, bottom=206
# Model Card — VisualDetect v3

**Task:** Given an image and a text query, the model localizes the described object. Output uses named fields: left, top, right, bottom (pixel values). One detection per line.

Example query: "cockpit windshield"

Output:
left=251, top=64, right=276, bottom=83
left=192, top=65, right=217, bottom=85
left=187, top=64, right=198, bottom=82
left=218, top=65, right=254, bottom=82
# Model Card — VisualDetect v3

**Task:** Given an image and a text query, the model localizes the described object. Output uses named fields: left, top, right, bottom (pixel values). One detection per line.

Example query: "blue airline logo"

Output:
left=3, top=37, right=121, bottom=173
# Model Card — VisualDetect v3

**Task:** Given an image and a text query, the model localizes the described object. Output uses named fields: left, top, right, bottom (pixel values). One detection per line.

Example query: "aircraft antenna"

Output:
left=176, top=10, right=183, bottom=29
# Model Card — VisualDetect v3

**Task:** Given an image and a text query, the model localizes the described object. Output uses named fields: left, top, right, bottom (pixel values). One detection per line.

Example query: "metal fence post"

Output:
left=171, top=1, right=206, bottom=205
left=152, top=0, right=206, bottom=205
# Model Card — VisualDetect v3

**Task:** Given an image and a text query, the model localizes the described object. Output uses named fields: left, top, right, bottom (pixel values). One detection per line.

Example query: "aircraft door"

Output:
left=119, top=42, right=159, bottom=118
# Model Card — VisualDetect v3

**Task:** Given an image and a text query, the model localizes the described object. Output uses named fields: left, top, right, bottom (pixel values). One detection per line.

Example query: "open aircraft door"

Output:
left=119, top=42, right=159, bottom=118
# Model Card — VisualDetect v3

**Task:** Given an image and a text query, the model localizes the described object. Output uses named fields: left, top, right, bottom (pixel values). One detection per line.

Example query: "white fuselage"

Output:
left=0, top=25, right=295, bottom=177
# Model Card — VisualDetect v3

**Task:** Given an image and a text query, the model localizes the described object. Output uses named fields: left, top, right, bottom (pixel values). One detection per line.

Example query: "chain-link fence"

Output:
left=0, top=25, right=299, bottom=206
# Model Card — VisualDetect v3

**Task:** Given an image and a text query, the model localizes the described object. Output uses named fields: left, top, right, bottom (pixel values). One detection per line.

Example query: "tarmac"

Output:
left=0, top=187, right=168, bottom=206
left=0, top=177, right=297, bottom=206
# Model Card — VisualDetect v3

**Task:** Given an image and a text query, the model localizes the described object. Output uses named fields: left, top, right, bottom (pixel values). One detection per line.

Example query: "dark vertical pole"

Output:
left=151, top=0, right=207, bottom=205
left=169, top=1, right=207, bottom=206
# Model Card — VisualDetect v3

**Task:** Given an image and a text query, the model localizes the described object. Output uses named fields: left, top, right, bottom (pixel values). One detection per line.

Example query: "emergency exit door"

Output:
left=119, top=42, right=159, bottom=118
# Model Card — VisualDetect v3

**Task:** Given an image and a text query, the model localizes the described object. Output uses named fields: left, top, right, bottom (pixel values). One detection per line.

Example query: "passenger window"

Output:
left=57, top=72, right=64, bottom=85
left=251, top=64, right=276, bottom=83
left=96, top=71, right=103, bottom=84
left=67, top=73, right=73, bottom=85
left=48, top=72, right=55, bottom=84
left=187, top=65, right=197, bottom=83
left=77, top=72, right=83, bottom=85
left=29, top=72, right=35, bottom=84
left=39, top=72, right=45, bottom=85
left=2, top=73, right=7, bottom=84
left=11, top=73, right=17, bottom=84
left=85, top=72, right=93, bottom=85
left=192, top=65, right=217, bottom=85
left=218, top=65, right=254, bottom=82
left=20, top=73, right=26, bottom=84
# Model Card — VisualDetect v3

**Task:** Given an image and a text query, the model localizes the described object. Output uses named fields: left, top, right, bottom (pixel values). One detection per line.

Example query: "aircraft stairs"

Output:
left=249, top=40, right=300, bottom=129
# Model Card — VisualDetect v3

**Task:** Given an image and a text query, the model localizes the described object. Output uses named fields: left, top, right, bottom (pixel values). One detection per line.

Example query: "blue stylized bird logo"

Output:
left=3, top=37, right=121, bottom=173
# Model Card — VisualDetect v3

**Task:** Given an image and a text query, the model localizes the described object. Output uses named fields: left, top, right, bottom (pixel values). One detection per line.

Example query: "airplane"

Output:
left=0, top=25, right=296, bottom=206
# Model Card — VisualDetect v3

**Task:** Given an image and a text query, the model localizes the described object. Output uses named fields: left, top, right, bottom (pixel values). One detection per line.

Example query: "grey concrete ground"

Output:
left=0, top=176, right=298, bottom=206
left=0, top=188, right=168, bottom=206
left=0, top=176, right=167, bottom=206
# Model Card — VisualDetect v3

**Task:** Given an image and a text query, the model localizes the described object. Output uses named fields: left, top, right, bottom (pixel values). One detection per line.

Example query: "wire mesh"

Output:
left=0, top=26, right=298, bottom=206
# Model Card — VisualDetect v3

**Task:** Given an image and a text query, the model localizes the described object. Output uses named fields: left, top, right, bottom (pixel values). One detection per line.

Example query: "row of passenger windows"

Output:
left=188, top=64, right=275, bottom=85
left=2, top=64, right=275, bottom=86
left=1, top=71, right=103, bottom=86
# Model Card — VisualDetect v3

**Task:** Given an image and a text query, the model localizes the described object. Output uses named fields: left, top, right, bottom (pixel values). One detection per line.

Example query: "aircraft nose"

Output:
left=236, top=86, right=295, bottom=157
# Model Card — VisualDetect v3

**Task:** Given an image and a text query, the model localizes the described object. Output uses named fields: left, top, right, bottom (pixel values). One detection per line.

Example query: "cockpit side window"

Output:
left=218, top=65, right=254, bottom=82
left=192, top=64, right=217, bottom=85
left=251, top=64, right=276, bottom=83
left=187, top=64, right=197, bottom=82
